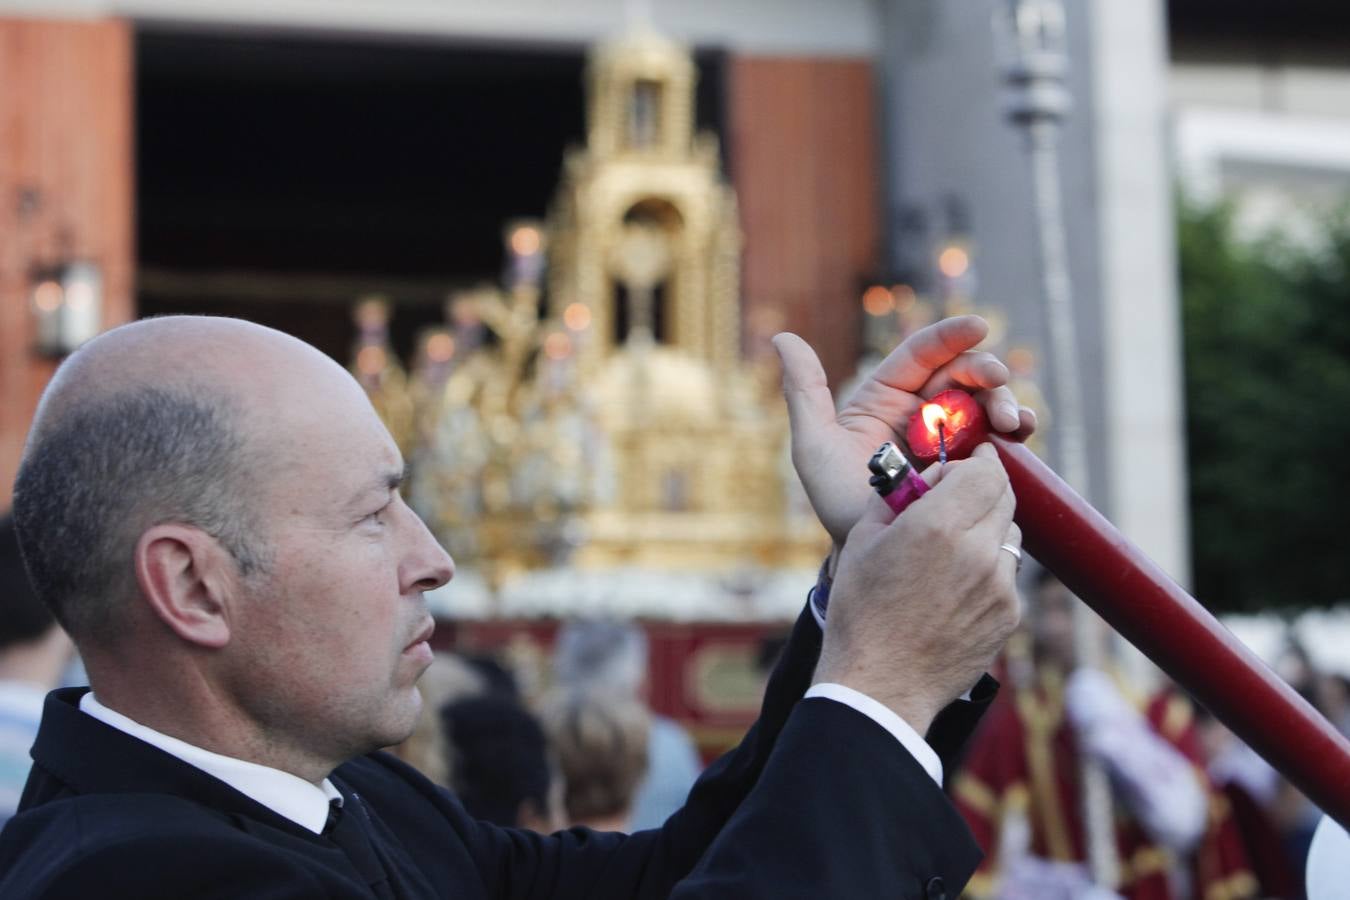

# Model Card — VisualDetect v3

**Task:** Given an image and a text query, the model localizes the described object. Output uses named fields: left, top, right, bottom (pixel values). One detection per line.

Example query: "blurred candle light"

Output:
left=938, top=245, right=970, bottom=279
left=563, top=302, right=592, bottom=331
left=425, top=332, right=456, bottom=363
left=862, top=285, right=896, bottom=316
left=506, top=220, right=547, bottom=287
left=356, top=345, right=387, bottom=376
left=32, top=280, right=62, bottom=313
left=29, top=261, right=102, bottom=356
left=543, top=331, right=572, bottom=360
left=891, top=283, right=918, bottom=313
left=510, top=225, right=542, bottom=257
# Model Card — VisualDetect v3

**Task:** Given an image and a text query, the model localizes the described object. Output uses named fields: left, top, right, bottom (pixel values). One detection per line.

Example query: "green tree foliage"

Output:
left=1180, top=198, right=1350, bottom=612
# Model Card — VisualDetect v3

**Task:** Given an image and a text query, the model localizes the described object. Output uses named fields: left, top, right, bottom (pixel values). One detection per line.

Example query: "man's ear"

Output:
left=134, top=524, right=234, bottom=649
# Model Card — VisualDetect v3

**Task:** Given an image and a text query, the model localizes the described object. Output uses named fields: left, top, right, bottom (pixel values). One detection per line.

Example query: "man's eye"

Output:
left=366, top=506, right=389, bottom=526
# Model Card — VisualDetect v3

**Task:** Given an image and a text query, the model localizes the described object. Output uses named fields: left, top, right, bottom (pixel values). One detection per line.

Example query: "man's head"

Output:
left=441, top=694, right=562, bottom=832
left=540, top=689, right=649, bottom=830
left=1027, top=569, right=1077, bottom=673
left=0, top=513, right=60, bottom=653
left=552, top=619, right=649, bottom=700
left=12, top=316, right=454, bottom=770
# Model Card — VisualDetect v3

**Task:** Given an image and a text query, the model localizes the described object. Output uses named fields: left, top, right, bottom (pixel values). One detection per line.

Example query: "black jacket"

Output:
left=0, top=606, right=995, bottom=899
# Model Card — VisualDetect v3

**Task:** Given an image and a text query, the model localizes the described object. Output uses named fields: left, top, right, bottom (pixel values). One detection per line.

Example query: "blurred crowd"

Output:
left=949, top=570, right=1349, bottom=900
left=385, top=617, right=703, bottom=838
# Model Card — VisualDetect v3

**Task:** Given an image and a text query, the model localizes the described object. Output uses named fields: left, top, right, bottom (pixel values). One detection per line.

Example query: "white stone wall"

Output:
left=0, top=0, right=880, bottom=55
left=1171, top=58, right=1350, bottom=243
left=1173, top=61, right=1350, bottom=118
left=1089, top=0, right=1190, bottom=586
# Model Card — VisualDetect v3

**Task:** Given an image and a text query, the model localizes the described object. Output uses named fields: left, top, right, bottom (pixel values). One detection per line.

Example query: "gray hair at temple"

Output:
left=552, top=619, right=649, bottom=698
left=12, top=385, right=269, bottom=641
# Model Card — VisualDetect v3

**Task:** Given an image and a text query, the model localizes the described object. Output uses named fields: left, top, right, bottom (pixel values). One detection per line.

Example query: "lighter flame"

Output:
left=921, top=403, right=947, bottom=436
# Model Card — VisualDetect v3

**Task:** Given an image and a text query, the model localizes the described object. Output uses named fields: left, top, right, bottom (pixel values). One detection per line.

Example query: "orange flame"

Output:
left=921, top=403, right=948, bottom=436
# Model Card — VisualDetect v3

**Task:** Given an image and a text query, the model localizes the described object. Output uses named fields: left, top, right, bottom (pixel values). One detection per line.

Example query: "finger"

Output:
left=773, top=332, right=837, bottom=438
left=978, top=387, right=1021, bottom=434
left=867, top=316, right=990, bottom=393
left=997, top=522, right=1023, bottom=574
left=920, top=459, right=946, bottom=487
left=846, top=492, right=897, bottom=546
left=857, top=490, right=899, bottom=529
left=967, top=479, right=1016, bottom=545
left=917, top=351, right=1010, bottom=396
left=974, top=444, right=1017, bottom=532
left=927, top=447, right=1011, bottom=532
left=1007, top=407, right=1038, bottom=443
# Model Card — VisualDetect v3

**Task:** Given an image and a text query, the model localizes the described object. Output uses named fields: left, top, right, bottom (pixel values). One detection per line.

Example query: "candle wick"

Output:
left=938, top=421, right=947, bottom=465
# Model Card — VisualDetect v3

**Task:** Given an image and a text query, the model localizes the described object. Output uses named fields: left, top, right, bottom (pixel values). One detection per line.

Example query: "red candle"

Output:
left=904, top=400, right=1350, bottom=830
left=905, top=389, right=989, bottom=464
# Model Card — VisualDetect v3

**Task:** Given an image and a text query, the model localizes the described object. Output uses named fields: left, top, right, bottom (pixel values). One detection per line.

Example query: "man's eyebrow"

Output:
left=351, top=464, right=408, bottom=508
left=384, top=463, right=410, bottom=492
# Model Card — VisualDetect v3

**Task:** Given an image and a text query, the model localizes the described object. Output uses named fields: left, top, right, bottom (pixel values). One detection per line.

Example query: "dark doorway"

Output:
left=134, top=26, right=726, bottom=362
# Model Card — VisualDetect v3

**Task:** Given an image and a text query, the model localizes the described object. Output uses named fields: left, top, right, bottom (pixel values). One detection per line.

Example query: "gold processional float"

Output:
left=350, top=30, right=829, bottom=627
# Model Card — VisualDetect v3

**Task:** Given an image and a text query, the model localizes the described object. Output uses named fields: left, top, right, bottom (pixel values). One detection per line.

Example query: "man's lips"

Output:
left=405, top=618, right=435, bottom=652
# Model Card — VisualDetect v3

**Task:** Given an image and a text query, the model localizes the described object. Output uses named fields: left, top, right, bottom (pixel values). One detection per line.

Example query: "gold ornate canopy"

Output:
left=359, top=30, right=827, bottom=616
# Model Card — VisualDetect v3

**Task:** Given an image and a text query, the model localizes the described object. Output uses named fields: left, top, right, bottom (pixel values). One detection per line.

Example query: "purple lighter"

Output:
left=867, top=441, right=930, bottom=519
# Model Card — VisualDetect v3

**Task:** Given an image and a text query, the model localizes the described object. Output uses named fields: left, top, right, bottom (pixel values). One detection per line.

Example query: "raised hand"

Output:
left=774, top=316, right=1035, bottom=546
left=814, top=445, right=1022, bottom=733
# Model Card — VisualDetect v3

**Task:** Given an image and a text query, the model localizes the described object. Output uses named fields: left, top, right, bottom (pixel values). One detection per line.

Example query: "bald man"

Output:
left=0, top=315, right=1029, bottom=899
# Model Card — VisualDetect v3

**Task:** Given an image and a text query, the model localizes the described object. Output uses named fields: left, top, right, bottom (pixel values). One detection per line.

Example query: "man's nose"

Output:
left=401, top=506, right=454, bottom=593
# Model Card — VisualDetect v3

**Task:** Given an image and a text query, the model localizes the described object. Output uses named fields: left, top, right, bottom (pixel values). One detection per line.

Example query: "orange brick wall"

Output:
left=0, top=17, right=135, bottom=507
left=728, top=56, right=879, bottom=389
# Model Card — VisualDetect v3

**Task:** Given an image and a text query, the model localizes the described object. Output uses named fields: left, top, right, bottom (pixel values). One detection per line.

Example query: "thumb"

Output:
left=773, top=333, right=837, bottom=439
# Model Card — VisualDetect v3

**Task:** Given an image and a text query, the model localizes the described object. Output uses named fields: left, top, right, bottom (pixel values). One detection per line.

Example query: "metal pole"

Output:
left=1001, top=0, right=1117, bottom=887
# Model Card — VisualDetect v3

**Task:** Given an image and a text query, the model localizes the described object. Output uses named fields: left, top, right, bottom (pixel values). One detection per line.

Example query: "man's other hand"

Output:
left=813, top=444, right=1021, bottom=734
left=774, top=316, right=1035, bottom=547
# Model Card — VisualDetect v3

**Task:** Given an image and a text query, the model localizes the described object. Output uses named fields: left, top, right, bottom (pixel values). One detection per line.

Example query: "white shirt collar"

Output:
left=78, top=691, right=342, bottom=834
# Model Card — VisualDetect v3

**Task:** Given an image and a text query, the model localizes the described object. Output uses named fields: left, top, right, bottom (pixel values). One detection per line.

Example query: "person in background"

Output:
left=552, top=619, right=702, bottom=831
left=441, top=694, right=563, bottom=832
left=1320, top=672, right=1350, bottom=739
left=540, top=690, right=649, bottom=832
left=1271, top=639, right=1330, bottom=883
left=0, top=514, right=75, bottom=827
left=952, top=571, right=1256, bottom=899
left=1194, top=705, right=1298, bottom=899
